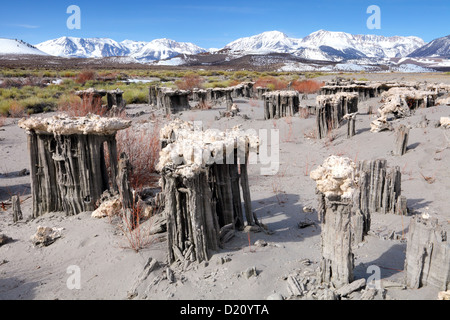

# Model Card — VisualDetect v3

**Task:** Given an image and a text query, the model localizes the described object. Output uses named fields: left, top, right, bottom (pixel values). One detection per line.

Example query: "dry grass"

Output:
left=303, top=155, right=316, bottom=177
left=420, top=172, right=436, bottom=184
left=303, top=128, right=317, bottom=140
left=120, top=201, right=150, bottom=252
left=113, top=197, right=161, bottom=253
left=282, top=116, right=294, bottom=143
left=58, top=94, right=107, bottom=117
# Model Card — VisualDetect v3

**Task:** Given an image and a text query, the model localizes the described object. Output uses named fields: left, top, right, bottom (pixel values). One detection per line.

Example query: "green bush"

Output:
left=123, top=88, right=148, bottom=104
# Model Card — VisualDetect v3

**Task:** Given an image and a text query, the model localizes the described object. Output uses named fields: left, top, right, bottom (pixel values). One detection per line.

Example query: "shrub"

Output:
left=204, top=79, right=240, bottom=89
left=254, top=76, right=288, bottom=90
left=292, top=80, right=324, bottom=94
left=0, top=78, right=23, bottom=89
left=115, top=124, right=161, bottom=190
left=75, top=70, right=97, bottom=84
left=8, top=100, right=26, bottom=118
left=0, top=99, right=12, bottom=115
left=0, top=88, right=20, bottom=99
left=175, top=72, right=204, bottom=91
left=58, top=93, right=106, bottom=117
left=123, top=88, right=148, bottom=104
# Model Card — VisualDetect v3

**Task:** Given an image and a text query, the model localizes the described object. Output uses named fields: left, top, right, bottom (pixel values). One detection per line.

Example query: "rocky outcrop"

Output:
left=316, top=93, right=359, bottom=139
left=404, top=216, right=449, bottom=291
left=263, top=90, right=300, bottom=120
left=158, top=120, right=261, bottom=264
left=19, top=115, right=131, bottom=217
left=31, top=226, right=63, bottom=247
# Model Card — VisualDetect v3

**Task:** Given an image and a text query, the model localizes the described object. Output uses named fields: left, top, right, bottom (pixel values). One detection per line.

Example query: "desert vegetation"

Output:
left=0, top=68, right=330, bottom=117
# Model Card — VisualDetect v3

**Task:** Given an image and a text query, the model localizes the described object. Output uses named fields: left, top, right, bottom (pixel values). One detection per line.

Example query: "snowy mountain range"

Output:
left=31, top=30, right=428, bottom=62
left=224, top=30, right=426, bottom=61
left=35, top=36, right=205, bottom=62
left=1, top=30, right=449, bottom=67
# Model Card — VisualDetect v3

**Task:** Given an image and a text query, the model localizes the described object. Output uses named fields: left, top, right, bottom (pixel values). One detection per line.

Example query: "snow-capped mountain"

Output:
left=130, top=38, right=206, bottom=62
left=0, top=38, right=48, bottom=56
left=224, top=30, right=425, bottom=61
left=36, top=37, right=131, bottom=58
left=224, top=31, right=301, bottom=54
left=36, top=37, right=206, bottom=61
left=4, top=30, right=434, bottom=67
left=299, top=30, right=424, bottom=59
left=408, top=35, right=450, bottom=58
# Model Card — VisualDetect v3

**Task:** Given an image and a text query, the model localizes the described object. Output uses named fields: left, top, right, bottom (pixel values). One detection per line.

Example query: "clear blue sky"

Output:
left=1, top=0, right=448, bottom=48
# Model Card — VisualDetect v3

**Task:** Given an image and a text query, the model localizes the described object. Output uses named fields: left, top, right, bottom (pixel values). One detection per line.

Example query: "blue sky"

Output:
left=1, top=0, right=448, bottom=48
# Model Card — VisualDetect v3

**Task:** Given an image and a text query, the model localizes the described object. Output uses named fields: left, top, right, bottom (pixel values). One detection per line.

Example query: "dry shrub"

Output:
left=75, top=70, right=97, bottom=84
left=283, top=116, right=294, bottom=143
left=8, top=101, right=26, bottom=118
left=0, top=79, right=23, bottom=89
left=97, top=71, right=119, bottom=82
left=303, top=129, right=317, bottom=140
left=109, top=197, right=159, bottom=253
left=120, top=201, right=152, bottom=252
left=175, top=73, right=204, bottom=91
left=196, top=100, right=212, bottom=110
left=23, top=77, right=45, bottom=88
left=254, top=76, right=288, bottom=91
left=292, top=80, right=324, bottom=94
left=0, top=115, right=6, bottom=127
left=116, top=124, right=161, bottom=190
left=228, top=79, right=241, bottom=87
left=58, top=94, right=106, bottom=117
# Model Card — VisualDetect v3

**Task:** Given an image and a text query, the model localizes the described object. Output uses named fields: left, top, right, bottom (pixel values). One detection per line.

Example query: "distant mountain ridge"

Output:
left=408, top=35, right=450, bottom=58
left=35, top=36, right=206, bottom=62
left=224, top=30, right=426, bottom=61
left=1, top=30, right=449, bottom=66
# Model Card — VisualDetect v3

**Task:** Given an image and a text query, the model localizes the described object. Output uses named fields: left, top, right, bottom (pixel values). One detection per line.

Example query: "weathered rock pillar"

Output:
left=393, top=124, right=410, bottom=156
left=344, top=112, right=357, bottom=138
left=358, top=159, right=406, bottom=216
left=310, top=156, right=359, bottom=287
left=316, top=93, right=359, bottom=139
left=106, top=89, right=125, bottom=111
left=12, top=195, right=23, bottom=223
left=319, top=196, right=354, bottom=287
left=163, top=171, right=221, bottom=264
left=263, top=91, right=300, bottom=120
left=404, top=216, right=449, bottom=291
left=149, top=86, right=158, bottom=106
left=157, top=120, right=260, bottom=263
left=19, top=115, right=131, bottom=217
